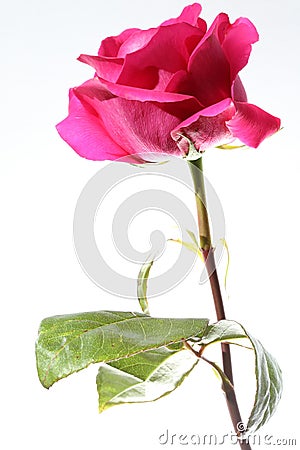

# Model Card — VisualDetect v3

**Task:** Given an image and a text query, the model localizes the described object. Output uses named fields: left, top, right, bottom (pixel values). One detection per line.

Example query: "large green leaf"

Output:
left=36, top=310, right=208, bottom=389
left=97, top=344, right=198, bottom=412
left=199, top=320, right=282, bottom=433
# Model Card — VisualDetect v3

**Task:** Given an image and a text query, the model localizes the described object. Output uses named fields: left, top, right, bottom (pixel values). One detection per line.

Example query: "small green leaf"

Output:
left=220, top=238, right=230, bottom=295
left=186, top=230, right=200, bottom=248
left=216, top=143, right=247, bottom=150
left=169, top=229, right=204, bottom=260
left=36, top=310, right=209, bottom=388
left=137, top=259, right=153, bottom=315
left=97, top=345, right=198, bottom=412
left=169, top=238, right=202, bottom=258
left=199, top=320, right=282, bottom=433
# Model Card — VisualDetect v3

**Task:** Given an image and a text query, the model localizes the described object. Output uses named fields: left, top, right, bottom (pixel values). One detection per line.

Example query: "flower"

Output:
left=56, top=3, right=280, bottom=162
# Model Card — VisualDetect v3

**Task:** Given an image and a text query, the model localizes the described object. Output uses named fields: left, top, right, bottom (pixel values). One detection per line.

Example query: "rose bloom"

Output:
left=57, top=3, right=280, bottom=163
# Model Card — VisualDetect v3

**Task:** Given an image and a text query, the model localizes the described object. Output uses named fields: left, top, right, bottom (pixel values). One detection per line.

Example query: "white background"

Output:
left=1, top=0, right=299, bottom=448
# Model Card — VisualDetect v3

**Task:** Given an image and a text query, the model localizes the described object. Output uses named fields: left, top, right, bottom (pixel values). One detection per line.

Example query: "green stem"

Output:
left=188, top=157, right=251, bottom=450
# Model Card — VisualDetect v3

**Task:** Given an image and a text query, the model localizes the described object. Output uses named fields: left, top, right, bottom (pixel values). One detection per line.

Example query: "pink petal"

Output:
left=78, top=54, right=123, bottom=83
left=232, top=75, right=247, bottom=102
left=165, top=69, right=196, bottom=97
left=197, top=12, right=229, bottom=45
left=161, top=3, right=204, bottom=28
left=63, top=79, right=192, bottom=159
left=117, top=28, right=157, bottom=58
left=97, top=75, right=201, bottom=107
left=98, top=28, right=140, bottom=57
left=117, top=22, right=204, bottom=90
left=227, top=102, right=281, bottom=148
left=56, top=89, right=130, bottom=161
left=171, top=98, right=236, bottom=154
left=187, top=33, right=231, bottom=106
left=222, top=18, right=259, bottom=81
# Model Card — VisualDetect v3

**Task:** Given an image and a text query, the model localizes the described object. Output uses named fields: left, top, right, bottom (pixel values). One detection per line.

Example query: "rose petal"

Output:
left=78, top=54, right=123, bottom=83
left=56, top=89, right=131, bottom=161
left=222, top=18, right=259, bottom=81
left=232, top=75, right=247, bottom=102
left=197, top=12, right=229, bottom=45
left=227, top=102, right=281, bottom=148
left=97, top=75, right=201, bottom=108
left=117, top=28, right=157, bottom=58
left=187, top=33, right=231, bottom=106
left=117, top=22, right=205, bottom=90
left=98, top=28, right=140, bottom=57
left=171, top=98, right=236, bottom=154
left=162, top=3, right=204, bottom=29
left=72, top=79, right=187, bottom=158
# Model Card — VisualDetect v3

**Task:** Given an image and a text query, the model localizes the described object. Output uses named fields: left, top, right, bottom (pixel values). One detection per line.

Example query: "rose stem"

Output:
left=188, top=157, right=252, bottom=450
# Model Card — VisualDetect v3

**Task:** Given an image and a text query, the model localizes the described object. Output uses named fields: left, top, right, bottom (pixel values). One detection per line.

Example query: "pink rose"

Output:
left=57, top=3, right=280, bottom=162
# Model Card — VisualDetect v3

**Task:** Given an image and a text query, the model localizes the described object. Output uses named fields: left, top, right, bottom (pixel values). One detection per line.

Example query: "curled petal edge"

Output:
left=171, top=99, right=235, bottom=155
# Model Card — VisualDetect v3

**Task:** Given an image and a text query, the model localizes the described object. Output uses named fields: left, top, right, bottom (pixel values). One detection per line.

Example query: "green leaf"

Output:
left=216, top=143, right=247, bottom=150
left=169, top=229, right=203, bottom=259
left=199, top=320, right=282, bottom=433
left=169, top=229, right=204, bottom=260
left=186, top=230, right=200, bottom=248
left=97, top=344, right=198, bottom=412
left=137, top=259, right=153, bottom=315
left=36, top=310, right=209, bottom=389
left=169, top=238, right=202, bottom=257
left=220, top=238, right=230, bottom=296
